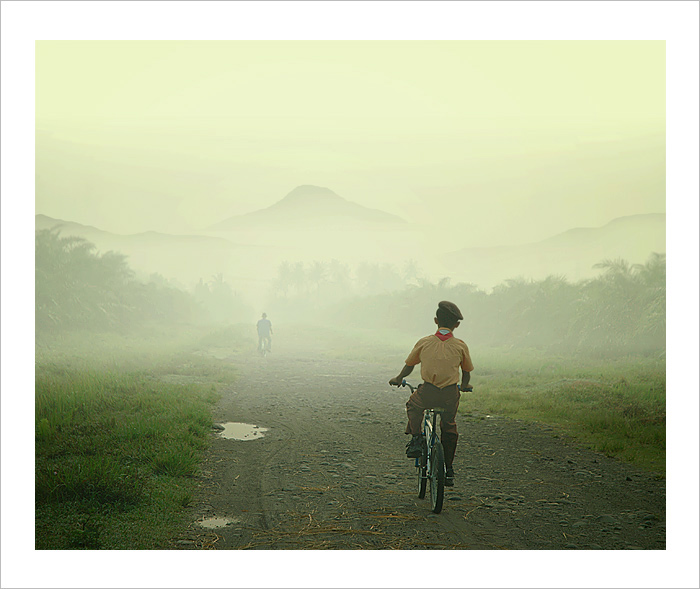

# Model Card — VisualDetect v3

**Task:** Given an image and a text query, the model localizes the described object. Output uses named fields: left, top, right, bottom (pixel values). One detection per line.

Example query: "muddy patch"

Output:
left=197, top=516, right=240, bottom=529
left=215, top=422, right=269, bottom=440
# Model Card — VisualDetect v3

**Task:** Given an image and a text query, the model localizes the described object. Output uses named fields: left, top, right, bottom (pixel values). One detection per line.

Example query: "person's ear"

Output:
left=454, top=322, right=460, bottom=330
left=434, top=317, right=438, bottom=325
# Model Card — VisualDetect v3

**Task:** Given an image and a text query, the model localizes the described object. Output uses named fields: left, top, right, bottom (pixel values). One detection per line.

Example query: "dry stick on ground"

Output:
left=463, top=505, right=481, bottom=519
left=196, top=533, right=220, bottom=550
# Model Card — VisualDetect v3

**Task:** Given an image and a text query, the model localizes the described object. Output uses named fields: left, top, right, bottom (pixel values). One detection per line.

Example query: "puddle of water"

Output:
left=217, top=422, right=269, bottom=440
left=197, top=516, right=240, bottom=529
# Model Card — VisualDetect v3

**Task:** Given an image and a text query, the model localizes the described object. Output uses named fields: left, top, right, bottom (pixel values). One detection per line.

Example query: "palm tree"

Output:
left=275, top=261, right=293, bottom=297
left=290, top=262, right=307, bottom=295
left=308, top=261, right=328, bottom=295
left=633, top=252, right=666, bottom=287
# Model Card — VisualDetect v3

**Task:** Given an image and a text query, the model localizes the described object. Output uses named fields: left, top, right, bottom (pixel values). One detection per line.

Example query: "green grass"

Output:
left=464, top=347, right=665, bottom=472
left=35, top=323, right=249, bottom=549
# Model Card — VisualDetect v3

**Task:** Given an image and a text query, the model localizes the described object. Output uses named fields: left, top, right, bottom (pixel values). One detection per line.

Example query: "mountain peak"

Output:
left=269, top=184, right=345, bottom=209
left=207, top=185, right=406, bottom=231
left=279, top=185, right=343, bottom=204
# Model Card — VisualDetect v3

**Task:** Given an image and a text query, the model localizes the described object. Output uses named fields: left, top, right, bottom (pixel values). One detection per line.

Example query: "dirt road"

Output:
left=174, top=331, right=665, bottom=550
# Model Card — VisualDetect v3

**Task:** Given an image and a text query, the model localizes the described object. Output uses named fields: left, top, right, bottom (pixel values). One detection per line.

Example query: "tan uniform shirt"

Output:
left=405, top=332, right=474, bottom=389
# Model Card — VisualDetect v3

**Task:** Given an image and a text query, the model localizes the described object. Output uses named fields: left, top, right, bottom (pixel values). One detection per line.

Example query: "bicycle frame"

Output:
left=400, top=379, right=446, bottom=513
left=417, top=408, right=440, bottom=470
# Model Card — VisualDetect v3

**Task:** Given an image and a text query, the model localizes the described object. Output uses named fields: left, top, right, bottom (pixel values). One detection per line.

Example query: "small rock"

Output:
left=564, top=543, right=578, bottom=549
left=597, top=515, right=617, bottom=525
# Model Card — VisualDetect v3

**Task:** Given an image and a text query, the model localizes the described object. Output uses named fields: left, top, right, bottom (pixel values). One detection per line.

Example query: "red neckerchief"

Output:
left=435, top=328, right=453, bottom=341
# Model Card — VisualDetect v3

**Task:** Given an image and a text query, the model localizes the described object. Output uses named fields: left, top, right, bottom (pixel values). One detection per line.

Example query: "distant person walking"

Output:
left=257, top=313, right=273, bottom=353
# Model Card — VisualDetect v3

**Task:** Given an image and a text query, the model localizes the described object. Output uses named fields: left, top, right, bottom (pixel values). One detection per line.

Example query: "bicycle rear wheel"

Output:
left=429, top=440, right=445, bottom=513
left=417, top=440, right=427, bottom=499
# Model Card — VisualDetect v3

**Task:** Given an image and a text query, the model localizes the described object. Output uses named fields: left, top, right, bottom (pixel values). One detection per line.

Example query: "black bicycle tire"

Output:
left=429, top=440, right=445, bottom=513
left=417, top=441, right=428, bottom=499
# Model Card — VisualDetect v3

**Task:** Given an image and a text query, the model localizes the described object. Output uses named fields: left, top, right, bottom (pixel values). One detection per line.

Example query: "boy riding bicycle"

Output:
left=389, top=301, right=473, bottom=487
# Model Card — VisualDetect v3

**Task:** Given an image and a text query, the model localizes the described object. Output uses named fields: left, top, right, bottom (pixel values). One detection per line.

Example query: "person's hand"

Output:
left=460, top=384, right=473, bottom=392
left=389, top=377, right=402, bottom=387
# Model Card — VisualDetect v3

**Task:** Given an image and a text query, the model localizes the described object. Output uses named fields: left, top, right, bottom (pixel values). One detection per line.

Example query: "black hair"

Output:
left=436, top=307, right=460, bottom=329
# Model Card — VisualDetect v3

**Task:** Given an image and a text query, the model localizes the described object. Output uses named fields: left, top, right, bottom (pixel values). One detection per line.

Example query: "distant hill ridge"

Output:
left=207, top=185, right=406, bottom=231
left=35, top=214, right=224, bottom=243
left=36, top=208, right=665, bottom=289
left=542, top=213, right=665, bottom=245
left=445, top=212, right=665, bottom=287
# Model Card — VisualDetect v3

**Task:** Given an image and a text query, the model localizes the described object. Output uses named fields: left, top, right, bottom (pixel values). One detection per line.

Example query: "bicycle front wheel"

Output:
left=429, top=440, right=445, bottom=513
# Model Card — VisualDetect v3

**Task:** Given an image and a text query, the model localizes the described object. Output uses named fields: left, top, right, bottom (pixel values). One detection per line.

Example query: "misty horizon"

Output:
left=35, top=40, right=665, bottom=250
left=32, top=39, right=668, bottom=342
left=35, top=183, right=663, bottom=247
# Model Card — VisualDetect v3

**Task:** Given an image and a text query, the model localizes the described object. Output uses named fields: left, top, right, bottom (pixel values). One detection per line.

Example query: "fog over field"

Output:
left=34, top=40, right=666, bottom=349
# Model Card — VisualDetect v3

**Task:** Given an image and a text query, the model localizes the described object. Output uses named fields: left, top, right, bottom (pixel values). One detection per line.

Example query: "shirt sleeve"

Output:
left=461, top=343, right=474, bottom=372
left=405, top=340, right=423, bottom=366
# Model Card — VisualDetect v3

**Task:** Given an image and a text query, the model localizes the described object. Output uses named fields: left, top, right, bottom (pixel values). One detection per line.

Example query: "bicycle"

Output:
left=397, top=380, right=447, bottom=514
left=258, top=336, right=271, bottom=357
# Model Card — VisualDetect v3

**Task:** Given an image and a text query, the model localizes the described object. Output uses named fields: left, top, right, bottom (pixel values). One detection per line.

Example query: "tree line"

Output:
left=35, top=229, right=249, bottom=332
left=325, top=253, right=666, bottom=355
left=36, top=228, right=665, bottom=354
left=271, top=259, right=422, bottom=300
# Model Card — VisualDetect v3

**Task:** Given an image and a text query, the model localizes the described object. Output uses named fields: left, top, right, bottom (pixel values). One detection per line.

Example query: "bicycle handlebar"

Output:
left=400, top=379, right=416, bottom=393
left=393, top=379, right=473, bottom=393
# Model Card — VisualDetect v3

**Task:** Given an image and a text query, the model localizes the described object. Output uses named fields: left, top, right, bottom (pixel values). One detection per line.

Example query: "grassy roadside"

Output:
left=35, top=324, right=251, bottom=549
left=462, top=347, right=666, bottom=473
left=307, top=324, right=666, bottom=474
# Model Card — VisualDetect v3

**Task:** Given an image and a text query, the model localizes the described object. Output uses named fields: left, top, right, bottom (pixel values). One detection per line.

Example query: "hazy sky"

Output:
left=36, top=40, right=665, bottom=246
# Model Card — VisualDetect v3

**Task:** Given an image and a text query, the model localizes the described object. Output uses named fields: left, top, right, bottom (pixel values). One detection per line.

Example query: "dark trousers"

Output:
left=405, top=382, right=460, bottom=468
